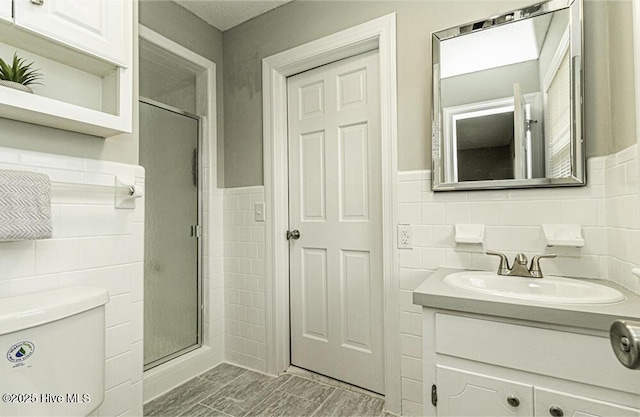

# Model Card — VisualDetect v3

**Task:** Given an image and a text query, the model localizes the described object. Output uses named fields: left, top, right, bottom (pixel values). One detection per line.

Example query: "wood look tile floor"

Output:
left=144, top=363, right=391, bottom=417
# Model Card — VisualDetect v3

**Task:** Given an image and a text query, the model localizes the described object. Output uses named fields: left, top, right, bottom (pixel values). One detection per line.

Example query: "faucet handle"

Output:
left=529, top=253, right=556, bottom=278
left=514, top=253, right=528, bottom=265
left=486, top=250, right=510, bottom=275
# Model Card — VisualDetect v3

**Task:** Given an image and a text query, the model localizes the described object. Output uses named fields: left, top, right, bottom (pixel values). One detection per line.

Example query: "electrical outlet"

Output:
left=398, top=224, right=412, bottom=249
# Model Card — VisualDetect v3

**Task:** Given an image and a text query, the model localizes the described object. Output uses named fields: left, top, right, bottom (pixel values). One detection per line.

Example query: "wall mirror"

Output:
left=431, top=0, right=584, bottom=191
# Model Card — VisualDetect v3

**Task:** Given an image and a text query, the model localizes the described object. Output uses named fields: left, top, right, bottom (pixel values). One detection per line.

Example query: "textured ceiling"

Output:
left=175, top=0, right=292, bottom=32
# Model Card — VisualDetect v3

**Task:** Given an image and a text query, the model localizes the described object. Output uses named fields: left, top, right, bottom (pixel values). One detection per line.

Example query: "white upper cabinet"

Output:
left=13, top=0, right=130, bottom=67
left=0, top=0, right=11, bottom=22
left=0, top=0, right=133, bottom=136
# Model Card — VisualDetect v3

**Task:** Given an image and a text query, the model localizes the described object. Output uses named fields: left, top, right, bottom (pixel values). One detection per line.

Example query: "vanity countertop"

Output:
left=413, top=268, right=640, bottom=331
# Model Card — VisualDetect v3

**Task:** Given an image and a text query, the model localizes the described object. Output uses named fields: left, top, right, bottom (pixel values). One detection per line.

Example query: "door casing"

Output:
left=262, top=13, right=400, bottom=414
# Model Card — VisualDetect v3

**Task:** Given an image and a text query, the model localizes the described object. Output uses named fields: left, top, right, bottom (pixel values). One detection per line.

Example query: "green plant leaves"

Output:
left=0, top=52, right=43, bottom=86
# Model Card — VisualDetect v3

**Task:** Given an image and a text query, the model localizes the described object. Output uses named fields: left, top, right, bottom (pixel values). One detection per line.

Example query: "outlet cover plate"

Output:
left=398, top=224, right=412, bottom=249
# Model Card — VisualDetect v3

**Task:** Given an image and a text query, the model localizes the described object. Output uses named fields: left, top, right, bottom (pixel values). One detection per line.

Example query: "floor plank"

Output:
left=278, top=376, right=335, bottom=404
left=245, top=390, right=320, bottom=417
left=312, top=388, right=384, bottom=417
left=144, top=377, right=222, bottom=417
left=200, top=363, right=249, bottom=386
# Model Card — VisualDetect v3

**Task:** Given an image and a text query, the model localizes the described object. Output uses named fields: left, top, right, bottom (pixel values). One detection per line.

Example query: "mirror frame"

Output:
left=431, top=0, right=585, bottom=191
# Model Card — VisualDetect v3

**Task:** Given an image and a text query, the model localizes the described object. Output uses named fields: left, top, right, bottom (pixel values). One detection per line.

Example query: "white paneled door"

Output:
left=287, top=50, right=384, bottom=394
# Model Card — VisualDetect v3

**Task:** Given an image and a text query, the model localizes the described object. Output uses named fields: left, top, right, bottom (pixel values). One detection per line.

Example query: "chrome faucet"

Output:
left=486, top=250, right=556, bottom=278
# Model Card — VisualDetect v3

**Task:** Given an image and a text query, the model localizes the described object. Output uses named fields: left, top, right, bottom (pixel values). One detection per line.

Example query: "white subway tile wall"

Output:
left=605, top=145, right=640, bottom=293
left=222, top=186, right=267, bottom=371
left=202, top=131, right=225, bottom=362
left=397, top=145, right=640, bottom=415
left=0, top=147, right=145, bottom=416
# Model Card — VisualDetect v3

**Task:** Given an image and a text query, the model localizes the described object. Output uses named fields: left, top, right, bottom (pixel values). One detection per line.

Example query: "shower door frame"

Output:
left=140, top=96, right=204, bottom=372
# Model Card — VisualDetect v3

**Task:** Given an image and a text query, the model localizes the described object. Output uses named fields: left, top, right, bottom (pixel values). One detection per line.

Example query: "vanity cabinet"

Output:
left=0, top=0, right=132, bottom=137
left=436, top=367, right=639, bottom=417
left=424, top=312, right=640, bottom=417
left=13, top=0, right=129, bottom=66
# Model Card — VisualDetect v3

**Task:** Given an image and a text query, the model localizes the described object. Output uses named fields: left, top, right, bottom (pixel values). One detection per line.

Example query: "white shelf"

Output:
left=0, top=79, right=131, bottom=137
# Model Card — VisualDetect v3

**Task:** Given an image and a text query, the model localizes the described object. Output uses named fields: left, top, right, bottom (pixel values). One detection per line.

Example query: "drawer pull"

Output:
left=30, top=0, right=44, bottom=5
left=549, top=405, right=564, bottom=416
left=507, top=396, right=520, bottom=407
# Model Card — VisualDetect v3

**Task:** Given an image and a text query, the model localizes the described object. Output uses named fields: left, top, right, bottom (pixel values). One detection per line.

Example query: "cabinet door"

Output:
left=13, top=0, right=129, bottom=66
left=437, top=366, right=534, bottom=416
left=0, top=0, right=11, bottom=22
left=534, top=388, right=640, bottom=417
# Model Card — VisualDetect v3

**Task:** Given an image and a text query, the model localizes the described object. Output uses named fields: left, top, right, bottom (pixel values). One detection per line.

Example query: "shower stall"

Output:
left=139, top=98, right=202, bottom=370
left=138, top=30, right=207, bottom=374
left=139, top=26, right=220, bottom=401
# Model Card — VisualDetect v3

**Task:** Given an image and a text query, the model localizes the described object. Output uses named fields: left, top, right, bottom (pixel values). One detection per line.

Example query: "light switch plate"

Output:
left=255, top=202, right=265, bottom=222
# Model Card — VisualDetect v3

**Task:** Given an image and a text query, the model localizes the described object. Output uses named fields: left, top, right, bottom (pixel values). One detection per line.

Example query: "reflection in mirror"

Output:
left=432, top=0, right=584, bottom=191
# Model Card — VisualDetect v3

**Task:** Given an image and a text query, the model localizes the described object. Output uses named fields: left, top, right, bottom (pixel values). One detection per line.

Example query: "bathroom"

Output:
left=0, top=0, right=639, bottom=416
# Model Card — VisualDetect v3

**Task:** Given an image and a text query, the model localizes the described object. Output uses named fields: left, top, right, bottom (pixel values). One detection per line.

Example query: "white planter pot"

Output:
left=0, top=80, right=33, bottom=93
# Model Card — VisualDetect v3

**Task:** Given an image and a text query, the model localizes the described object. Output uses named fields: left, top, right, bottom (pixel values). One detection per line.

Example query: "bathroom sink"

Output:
left=443, top=271, right=625, bottom=304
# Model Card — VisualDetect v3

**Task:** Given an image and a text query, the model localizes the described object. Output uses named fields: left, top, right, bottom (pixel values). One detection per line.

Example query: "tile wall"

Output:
left=396, top=144, right=640, bottom=415
left=201, top=135, right=225, bottom=356
left=0, top=146, right=145, bottom=416
left=604, top=144, right=640, bottom=292
left=222, top=186, right=267, bottom=372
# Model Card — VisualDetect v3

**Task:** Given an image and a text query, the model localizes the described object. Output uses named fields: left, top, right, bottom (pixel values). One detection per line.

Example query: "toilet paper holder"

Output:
left=610, top=320, right=640, bottom=370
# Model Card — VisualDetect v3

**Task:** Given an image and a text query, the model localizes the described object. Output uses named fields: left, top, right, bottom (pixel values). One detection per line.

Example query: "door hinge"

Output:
left=431, top=384, right=437, bottom=407
left=191, top=225, right=202, bottom=238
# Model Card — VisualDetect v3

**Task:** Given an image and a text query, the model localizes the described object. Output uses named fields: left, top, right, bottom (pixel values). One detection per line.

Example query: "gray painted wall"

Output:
left=139, top=0, right=225, bottom=186
left=222, top=0, right=637, bottom=187
left=608, top=0, right=637, bottom=154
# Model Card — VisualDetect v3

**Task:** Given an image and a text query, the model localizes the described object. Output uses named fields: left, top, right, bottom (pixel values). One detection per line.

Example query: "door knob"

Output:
left=286, top=230, right=300, bottom=240
left=610, top=320, right=640, bottom=369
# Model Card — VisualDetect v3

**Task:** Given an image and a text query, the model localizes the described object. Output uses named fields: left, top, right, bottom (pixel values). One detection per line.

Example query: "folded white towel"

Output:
left=0, top=169, right=52, bottom=241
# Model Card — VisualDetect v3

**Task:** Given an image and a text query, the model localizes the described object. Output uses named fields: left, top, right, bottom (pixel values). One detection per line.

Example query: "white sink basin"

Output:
left=443, top=271, right=625, bottom=304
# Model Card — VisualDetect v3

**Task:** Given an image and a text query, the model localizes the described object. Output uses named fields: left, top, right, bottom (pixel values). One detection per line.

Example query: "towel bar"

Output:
left=50, top=175, right=142, bottom=209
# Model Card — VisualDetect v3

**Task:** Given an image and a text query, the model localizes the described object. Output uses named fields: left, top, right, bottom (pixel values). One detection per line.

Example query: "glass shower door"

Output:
left=140, top=99, right=201, bottom=369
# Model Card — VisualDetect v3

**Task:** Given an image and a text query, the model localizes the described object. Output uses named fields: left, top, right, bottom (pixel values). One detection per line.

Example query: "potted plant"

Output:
left=0, top=52, right=43, bottom=94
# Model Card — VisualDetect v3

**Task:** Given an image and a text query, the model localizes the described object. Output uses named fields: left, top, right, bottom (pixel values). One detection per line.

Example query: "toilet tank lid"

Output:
left=0, top=287, right=109, bottom=336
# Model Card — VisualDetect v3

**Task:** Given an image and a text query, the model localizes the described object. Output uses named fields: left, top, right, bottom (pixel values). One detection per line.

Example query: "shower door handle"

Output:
left=192, top=148, right=198, bottom=187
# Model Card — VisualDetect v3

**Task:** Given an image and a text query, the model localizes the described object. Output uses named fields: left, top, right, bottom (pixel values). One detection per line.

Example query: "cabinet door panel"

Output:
left=13, top=0, right=128, bottom=66
left=0, top=0, right=11, bottom=22
left=534, top=388, right=640, bottom=417
left=437, top=365, right=534, bottom=416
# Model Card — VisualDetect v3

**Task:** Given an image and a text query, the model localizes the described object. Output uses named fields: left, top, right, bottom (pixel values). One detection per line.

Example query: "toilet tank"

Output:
left=0, top=287, right=109, bottom=417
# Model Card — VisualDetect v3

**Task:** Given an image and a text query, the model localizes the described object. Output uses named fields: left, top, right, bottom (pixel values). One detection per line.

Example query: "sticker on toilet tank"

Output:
left=6, top=341, right=35, bottom=364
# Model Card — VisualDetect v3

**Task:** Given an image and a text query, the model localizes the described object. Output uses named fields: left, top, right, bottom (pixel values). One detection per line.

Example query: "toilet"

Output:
left=0, top=287, right=109, bottom=417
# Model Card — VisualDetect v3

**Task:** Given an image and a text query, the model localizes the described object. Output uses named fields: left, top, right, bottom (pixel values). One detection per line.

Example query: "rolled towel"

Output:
left=0, top=169, right=52, bottom=241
